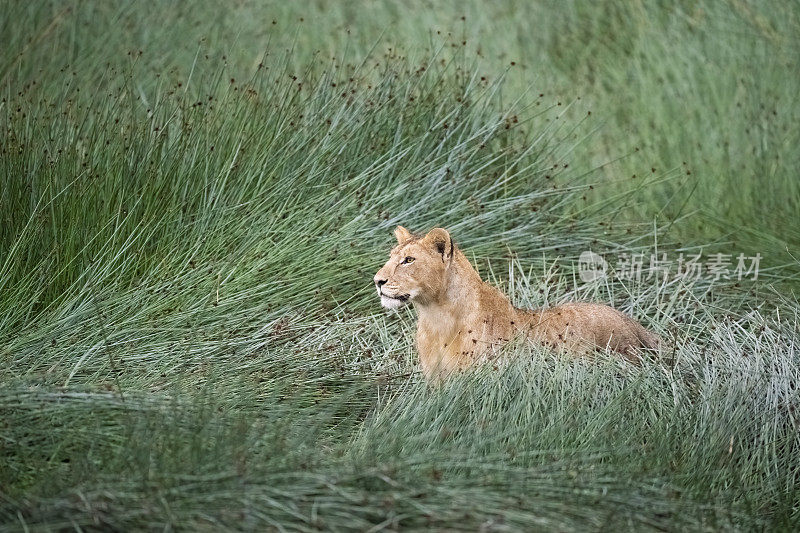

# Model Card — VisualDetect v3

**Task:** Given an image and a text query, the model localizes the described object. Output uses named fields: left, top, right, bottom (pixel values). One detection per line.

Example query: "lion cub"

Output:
left=374, top=226, right=660, bottom=379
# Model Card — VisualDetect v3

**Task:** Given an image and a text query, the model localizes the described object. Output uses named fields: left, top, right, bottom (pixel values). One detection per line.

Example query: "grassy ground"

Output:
left=1, top=1, right=799, bottom=530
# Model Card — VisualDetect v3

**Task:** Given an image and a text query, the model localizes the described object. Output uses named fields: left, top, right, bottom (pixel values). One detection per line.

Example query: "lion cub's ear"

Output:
left=422, top=228, right=453, bottom=261
left=394, top=225, right=413, bottom=244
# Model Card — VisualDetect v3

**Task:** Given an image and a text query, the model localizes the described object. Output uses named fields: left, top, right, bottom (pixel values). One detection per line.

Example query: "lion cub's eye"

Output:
left=401, top=256, right=415, bottom=264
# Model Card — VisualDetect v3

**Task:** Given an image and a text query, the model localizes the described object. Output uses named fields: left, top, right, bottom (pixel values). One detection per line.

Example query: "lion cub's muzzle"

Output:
left=374, top=271, right=411, bottom=308
left=375, top=280, right=410, bottom=309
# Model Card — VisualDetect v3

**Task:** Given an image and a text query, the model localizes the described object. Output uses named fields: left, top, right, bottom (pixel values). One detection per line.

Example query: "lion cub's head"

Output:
left=374, top=226, right=454, bottom=309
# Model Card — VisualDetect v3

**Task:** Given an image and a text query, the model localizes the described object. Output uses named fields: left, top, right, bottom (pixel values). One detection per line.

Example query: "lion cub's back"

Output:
left=522, top=302, right=660, bottom=358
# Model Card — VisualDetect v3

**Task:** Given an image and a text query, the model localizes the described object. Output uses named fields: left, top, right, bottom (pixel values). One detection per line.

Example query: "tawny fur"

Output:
left=375, top=226, right=660, bottom=380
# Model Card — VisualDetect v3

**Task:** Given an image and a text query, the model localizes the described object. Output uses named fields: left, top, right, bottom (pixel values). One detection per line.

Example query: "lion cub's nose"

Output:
left=375, top=278, right=387, bottom=289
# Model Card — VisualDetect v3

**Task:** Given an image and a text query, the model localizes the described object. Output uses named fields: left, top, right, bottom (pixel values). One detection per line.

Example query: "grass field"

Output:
left=1, top=1, right=799, bottom=530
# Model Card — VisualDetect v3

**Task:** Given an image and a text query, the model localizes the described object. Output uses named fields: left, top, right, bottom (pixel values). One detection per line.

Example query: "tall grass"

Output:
left=1, top=1, right=799, bottom=530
